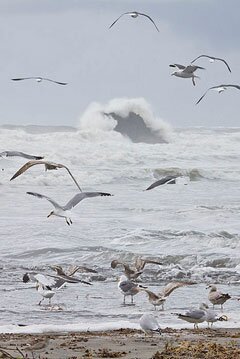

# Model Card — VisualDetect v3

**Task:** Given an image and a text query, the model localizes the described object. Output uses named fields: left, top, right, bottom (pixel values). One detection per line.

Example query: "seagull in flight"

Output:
left=170, top=64, right=205, bottom=86
left=111, top=257, right=162, bottom=280
left=109, top=11, right=159, bottom=32
left=0, top=151, right=43, bottom=160
left=10, top=160, right=82, bottom=192
left=196, top=84, right=240, bottom=104
left=26, top=191, right=112, bottom=225
left=145, top=175, right=179, bottom=191
left=191, top=55, right=231, bottom=73
left=11, top=77, right=67, bottom=85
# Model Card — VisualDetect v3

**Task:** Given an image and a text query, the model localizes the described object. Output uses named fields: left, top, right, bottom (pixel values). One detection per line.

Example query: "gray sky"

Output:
left=0, top=0, right=239, bottom=127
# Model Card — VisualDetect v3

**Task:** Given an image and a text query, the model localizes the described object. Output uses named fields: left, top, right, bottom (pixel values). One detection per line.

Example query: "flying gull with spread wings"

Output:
left=191, top=55, right=231, bottom=73
left=111, top=257, right=162, bottom=280
left=0, top=151, right=43, bottom=160
left=27, top=191, right=112, bottom=225
left=196, top=84, right=240, bottom=104
left=170, top=63, right=205, bottom=86
left=109, top=11, right=159, bottom=32
left=11, top=77, right=67, bottom=85
left=10, top=160, right=82, bottom=192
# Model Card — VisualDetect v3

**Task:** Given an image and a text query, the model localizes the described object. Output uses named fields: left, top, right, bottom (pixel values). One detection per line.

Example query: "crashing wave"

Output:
left=78, top=97, right=172, bottom=143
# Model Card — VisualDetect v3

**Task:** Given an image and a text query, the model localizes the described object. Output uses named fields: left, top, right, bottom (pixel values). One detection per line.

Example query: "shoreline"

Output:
left=0, top=328, right=240, bottom=358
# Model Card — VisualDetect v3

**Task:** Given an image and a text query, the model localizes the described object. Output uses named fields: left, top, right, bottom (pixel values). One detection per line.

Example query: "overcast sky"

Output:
left=0, top=0, right=239, bottom=127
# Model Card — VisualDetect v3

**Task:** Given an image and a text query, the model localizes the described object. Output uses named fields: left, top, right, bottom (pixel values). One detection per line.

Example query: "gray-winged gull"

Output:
left=109, top=11, right=159, bottom=32
left=196, top=84, right=240, bottom=104
left=111, top=257, right=162, bottom=280
left=139, top=314, right=161, bottom=334
left=12, top=77, right=67, bottom=85
left=170, top=63, right=205, bottom=86
left=0, top=151, right=43, bottom=160
left=191, top=54, right=231, bottom=73
left=118, top=275, right=146, bottom=304
left=26, top=191, right=112, bottom=225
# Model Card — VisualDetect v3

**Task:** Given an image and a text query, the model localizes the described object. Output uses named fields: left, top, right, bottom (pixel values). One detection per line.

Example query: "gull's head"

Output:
left=206, top=284, right=217, bottom=291
left=36, top=77, right=42, bottom=82
left=47, top=210, right=54, bottom=218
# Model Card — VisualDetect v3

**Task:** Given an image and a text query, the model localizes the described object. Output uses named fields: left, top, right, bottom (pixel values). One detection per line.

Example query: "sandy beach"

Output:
left=0, top=328, right=240, bottom=359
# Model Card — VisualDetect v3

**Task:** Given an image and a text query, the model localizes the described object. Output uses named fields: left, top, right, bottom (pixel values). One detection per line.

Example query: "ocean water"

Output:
left=0, top=99, right=240, bottom=333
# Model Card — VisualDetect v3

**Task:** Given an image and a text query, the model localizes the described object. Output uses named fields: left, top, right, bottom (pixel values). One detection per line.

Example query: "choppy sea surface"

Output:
left=0, top=101, right=240, bottom=333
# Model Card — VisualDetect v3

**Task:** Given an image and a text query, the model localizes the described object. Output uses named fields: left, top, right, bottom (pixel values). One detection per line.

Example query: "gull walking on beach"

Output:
left=170, top=64, right=205, bottom=86
left=173, top=303, right=207, bottom=329
left=0, top=151, right=43, bottom=160
left=196, top=84, right=240, bottom=104
left=26, top=191, right=112, bottom=225
left=109, top=11, right=159, bottom=32
left=12, top=77, right=67, bottom=85
left=139, top=314, right=161, bottom=335
left=191, top=55, right=231, bottom=73
left=207, top=284, right=231, bottom=310
left=202, top=303, right=228, bottom=328
left=10, top=160, right=82, bottom=192
left=118, top=275, right=146, bottom=305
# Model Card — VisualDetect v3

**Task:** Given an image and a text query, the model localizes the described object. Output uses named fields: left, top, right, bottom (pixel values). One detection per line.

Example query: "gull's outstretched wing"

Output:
left=191, top=55, right=232, bottom=73
left=183, top=65, right=205, bottom=73
left=23, top=273, right=65, bottom=289
left=42, top=78, right=68, bottom=85
left=0, top=151, right=43, bottom=160
left=135, top=258, right=162, bottom=271
left=160, top=281, right=195, bottom=297
left=169, top=64, right=186, bottom=70
left=195, top=84, right=240, bottom=105
left=10, top=160, right=82, bottom=192
left=109, top=12, right=133, bottom=29
left=138, top=12, right=159, bottom=32
left=11, top=77, right=41, bottom=81
left=26, top=191, right=62, bottom=210
left=63, top=192, right=112, bottom=210
left=145, top=175, right=177, bottom=191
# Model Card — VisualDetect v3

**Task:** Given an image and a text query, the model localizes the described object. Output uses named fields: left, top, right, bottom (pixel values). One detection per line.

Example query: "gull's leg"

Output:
left=69, top=218, right=73, bottom=224
left=131, top=295, right=134, bottom=304
left=38, top=298, right=43, bottom=306
left=65, top=217, right=70, bottom=226
left=123, top=296, right=126, bottom=305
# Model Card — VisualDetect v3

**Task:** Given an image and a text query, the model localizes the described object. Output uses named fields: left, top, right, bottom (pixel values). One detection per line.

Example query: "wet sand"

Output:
left=0, top=328, right=240, bottom=358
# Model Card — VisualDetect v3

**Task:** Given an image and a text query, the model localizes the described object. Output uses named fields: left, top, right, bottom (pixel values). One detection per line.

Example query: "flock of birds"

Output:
left=9, top=10, right=239, bottom=105
left=1, top=8, right=239, bottom=336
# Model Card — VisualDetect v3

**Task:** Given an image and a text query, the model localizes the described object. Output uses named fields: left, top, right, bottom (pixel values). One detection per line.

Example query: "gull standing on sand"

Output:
left=144, top=281, right=195, bottom=310
left=118, top=275, right=146, bottom=304
left=109, top=11, right=159, bottom=32
left=10, top=160, right=82, bottom=192
left=170, top=64, right=205, bottom=86
left=26, top=191, right=112, bottom=225
left=139, top=314, right=161, bottom=335
left=173, top=303, right=207, bottom=329
left=0, top=151, right=43, bottom=160
left=11, top=77, right=67, bottom=85
left=191, top=55, right=232, bottom=73
left=207, top=284, right=231, bottom=309
left=202, top=303, right=228, bottom=328
left=111, top=257, right=162, bottom=280
left=196, top=84, right=240, bottom=104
